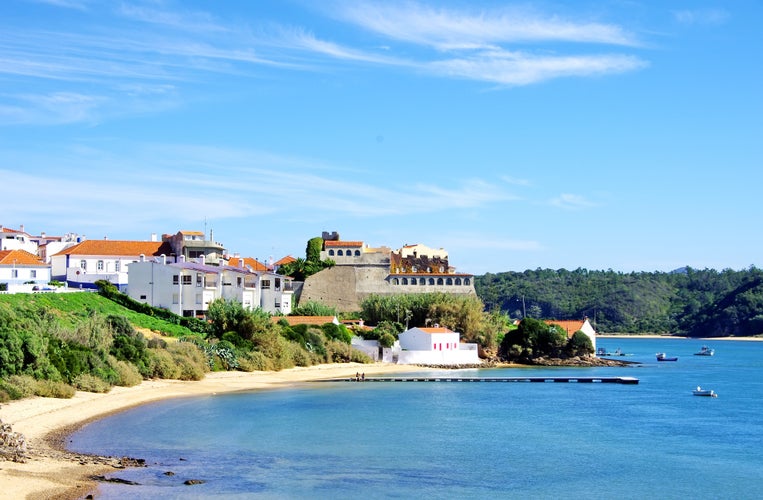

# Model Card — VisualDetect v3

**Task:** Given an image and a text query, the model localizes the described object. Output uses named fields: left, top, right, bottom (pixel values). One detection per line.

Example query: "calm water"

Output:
left=69, top=338, right=763, bottom=499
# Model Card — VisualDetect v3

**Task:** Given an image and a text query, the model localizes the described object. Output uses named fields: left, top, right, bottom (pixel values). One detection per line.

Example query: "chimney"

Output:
left=200, top=254, right=206, bottom=265
left=20, top=224, right=24, bottom=233
left=161, top=254, right=167, bottom=265
left=151, top=233, right=157, bottom=242
left=139, top=254, right=145, bottom=262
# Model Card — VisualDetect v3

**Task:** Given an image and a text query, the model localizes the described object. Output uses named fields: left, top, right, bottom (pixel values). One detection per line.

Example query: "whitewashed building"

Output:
left=0, top=226, right=37, bottom=253
left=0, top=249, right=51, bottom=292
left=127, top=256, right=293, bottom=317
left=50, top=239, right=174, bottom=291
left=394, top=326, right=480, bottom=365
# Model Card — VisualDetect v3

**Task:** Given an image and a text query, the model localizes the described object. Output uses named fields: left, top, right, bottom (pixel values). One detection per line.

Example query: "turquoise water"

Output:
left=69, top=338, right=763, bottom=499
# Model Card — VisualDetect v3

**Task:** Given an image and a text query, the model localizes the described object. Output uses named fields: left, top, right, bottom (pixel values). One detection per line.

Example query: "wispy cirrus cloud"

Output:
left=673, top=9, right=730, bottom=25
left=550, top=193, right=598, bottom=210
left=338, top=2, right=641, bottom=49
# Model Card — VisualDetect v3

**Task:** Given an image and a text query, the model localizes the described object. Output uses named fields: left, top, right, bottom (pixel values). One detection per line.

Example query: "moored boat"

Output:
left=694, top=345, right=715, bottom=356
left=656, top=352, right=678, bottom=361
left=693, top=386, right=718, bottom=397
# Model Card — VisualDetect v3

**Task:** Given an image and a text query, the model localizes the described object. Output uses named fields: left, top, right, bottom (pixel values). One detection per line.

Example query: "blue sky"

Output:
left=1, top=0, right=760, bottom=275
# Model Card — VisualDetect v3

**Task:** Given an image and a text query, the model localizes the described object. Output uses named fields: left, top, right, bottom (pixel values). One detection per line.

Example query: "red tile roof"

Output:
left=52, top=240, right=173, bottom=257
left=324, top=241, right=363, bottom=248
left=544, top=320, right=587, bottom=338
left=418, top=327, right=455, bottom=334
left=0, top=249, right=46, bottom=266
left=271, top=316, right=339, bottom=326
left=274, top=255, right=296, bottom=266
left=228, top=256, right=269, bottom=271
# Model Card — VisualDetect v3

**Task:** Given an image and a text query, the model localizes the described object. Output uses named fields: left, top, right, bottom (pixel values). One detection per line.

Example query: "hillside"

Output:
left=0, top=292, right=195, bottom=337
left=475, top=267, right=763, bottom=337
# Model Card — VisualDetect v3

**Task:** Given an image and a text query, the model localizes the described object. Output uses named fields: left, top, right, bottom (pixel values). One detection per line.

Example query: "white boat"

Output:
left=694, top=346, right=715, bottom=356
left=693, top=386, right=718, bottom=397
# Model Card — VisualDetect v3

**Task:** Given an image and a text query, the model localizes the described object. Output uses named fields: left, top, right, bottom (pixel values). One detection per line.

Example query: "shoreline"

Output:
left=0, top=363, right=426, bottom=499
left=597, top=334, right=763, bottom=341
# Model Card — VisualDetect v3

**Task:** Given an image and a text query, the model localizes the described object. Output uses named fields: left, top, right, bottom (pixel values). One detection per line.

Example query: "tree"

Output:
left=306, top=237, right=323, bottom=263
left=567, top=330, right=594, bottom=356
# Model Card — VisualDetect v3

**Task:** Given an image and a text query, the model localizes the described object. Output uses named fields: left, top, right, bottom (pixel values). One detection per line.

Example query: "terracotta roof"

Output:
left=180, top=230, right=204, bottom=235
left=52, top=240, right=173, bottom=257
left=228, top=256, right=269, bottom=271
left=544, top=320, right=588, bottom=338
left=271, top=316, right=339, bottom=326
left=324, top=240, right=363, bottom=248
left=1, top=227, right=22, bottom=234
left=418, top=327, right=455, bottom=334
left=0, top=249, right=46, bottom=266
left=274, top=255, right=296, bottom=266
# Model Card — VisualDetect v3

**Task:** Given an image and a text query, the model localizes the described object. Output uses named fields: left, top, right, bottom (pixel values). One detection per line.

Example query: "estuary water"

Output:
left=69, top=338, right=763, bottom=499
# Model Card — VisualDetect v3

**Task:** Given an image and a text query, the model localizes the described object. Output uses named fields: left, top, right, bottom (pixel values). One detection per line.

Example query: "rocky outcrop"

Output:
left=0, top=418, right=28, bottom=463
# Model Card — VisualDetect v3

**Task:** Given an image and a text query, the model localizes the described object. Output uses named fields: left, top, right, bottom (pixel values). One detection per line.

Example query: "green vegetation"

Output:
left=277, top=236, right=336, bottom=281
left=498, top=318, right=593, bottom=362
left=0, top=287, right=371, bottom=402
left=358, top=293, right=510, bottom=355
left=476, top=267, right=763, bottom=337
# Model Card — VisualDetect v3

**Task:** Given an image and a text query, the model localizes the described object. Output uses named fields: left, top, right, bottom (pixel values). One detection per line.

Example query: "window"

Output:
left=262, top=279, right=271, bottom=289
left=12, top=269, right=18, bottom=278
left=446, top=278, right=453, bottom=285
left=392, top=278, right=399, bottom=285
left=115, top=261, right=121, bottom=272
left=428, top=278, right=435, bottom=285
left=80, top=260, right=87, bottom=270
left=328, top=249, right=335, bottom=256
left=419, top=278, right=425, bottom=285
left=337, top=250, right=344, bottom=256
left=182, top=275, right=192, bottom=285
left=464, top=278, right=471, bottom=285
left=172, top=293, right=179, bottom=304
left=437, top=278, right=444, bottom=285
left=196, top=294, right=202, bottom=304
left=237, top=277, right=242, bottom=287
left=196, top=274, right=203, bottom=287
left=173, top=275, right=179, bottom=285
left=354, top=250, right=360, bottom=256
left=31, top=270, right=37, bottom=278
left=455, top=278, right=462, bottom=285
left=402, top=278, right=408, bottom=285
left=140, top=294, right=147, bottom=300
left=275, top=278, right=281, bottom=290
left=97, top=260, right=104, bottom=271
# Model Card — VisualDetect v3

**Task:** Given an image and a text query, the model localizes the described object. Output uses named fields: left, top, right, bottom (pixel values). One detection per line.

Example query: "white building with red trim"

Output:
left=395, top=326, right=480, bottom=365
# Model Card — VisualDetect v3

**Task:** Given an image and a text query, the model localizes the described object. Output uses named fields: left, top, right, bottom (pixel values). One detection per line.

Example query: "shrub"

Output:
left=33, top=380, right=76, bottom=398
left=109, top=356, right=143, bottom=387
left=0, top=389, right=9, bottom=402
left=168, top=342, right=207, bottom=381
left=237, top=350, right=273, bottom=372
left=72, top=374, right=111, bottom=393
left=5, top=375, right=37, bottom=398
left=147, top=348, right=181, bottom=379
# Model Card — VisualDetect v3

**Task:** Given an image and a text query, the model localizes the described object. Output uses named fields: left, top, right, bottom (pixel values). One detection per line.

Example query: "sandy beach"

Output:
left=0, top=363, right=424, bottom=500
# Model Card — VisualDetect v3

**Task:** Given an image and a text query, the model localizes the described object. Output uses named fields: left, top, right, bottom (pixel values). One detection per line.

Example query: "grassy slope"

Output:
left=0, top=292, right=195, bottom=336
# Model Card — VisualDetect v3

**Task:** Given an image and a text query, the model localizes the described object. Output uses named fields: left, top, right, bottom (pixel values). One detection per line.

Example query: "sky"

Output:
left=1, top=0, right=761, bottom=275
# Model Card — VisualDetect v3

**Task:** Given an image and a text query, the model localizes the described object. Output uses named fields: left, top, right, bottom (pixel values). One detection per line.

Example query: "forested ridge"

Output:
left=475, top=266, right=763, bottom=337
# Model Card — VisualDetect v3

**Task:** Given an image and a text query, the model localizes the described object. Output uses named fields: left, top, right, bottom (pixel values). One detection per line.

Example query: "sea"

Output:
left=68, top=338, right=763, bottom=499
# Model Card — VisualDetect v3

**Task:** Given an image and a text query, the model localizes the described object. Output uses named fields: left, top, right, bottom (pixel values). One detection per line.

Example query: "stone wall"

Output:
left=300, top=265, right=476, bottom=313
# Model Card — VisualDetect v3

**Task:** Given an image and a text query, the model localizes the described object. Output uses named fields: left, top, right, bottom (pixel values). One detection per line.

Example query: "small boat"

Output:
left=693, top=386, right=718, bottom=397
left=656, top=352, right=678, bottom=361
left=694, top=346, right=715, bottom=356
left=596, top=347, right=633, bottom=357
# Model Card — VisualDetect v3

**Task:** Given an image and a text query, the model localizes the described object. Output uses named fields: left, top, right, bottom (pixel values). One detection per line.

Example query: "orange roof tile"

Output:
left=324, top=240, right=363, bottom=247
left=52, top=240, right=173, bottom=257
left=544, top=320, right=587, bottom=338
left=418, top=327, right=455, bottom=334
left=0, top=249, right=46, bottom=266
left=271, top=316, right=338, bottom=326
left=274, top=255, right=296, bottom=266
left=228, top=256, right=269, bottom=271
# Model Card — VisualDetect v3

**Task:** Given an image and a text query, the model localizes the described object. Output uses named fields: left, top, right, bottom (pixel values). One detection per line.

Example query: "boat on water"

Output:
left=596, top=347, right=633, bottom=357
left=656, top=352, right=678, bottom=362
left=694, top=346, right=715, bottom=356
left=693, top=386, right=718, bottom=397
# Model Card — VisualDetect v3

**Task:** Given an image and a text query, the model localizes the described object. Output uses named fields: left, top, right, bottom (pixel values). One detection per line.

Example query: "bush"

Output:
left=33, top=379, right=76, bottom=398
left=110, top=356, right=143, bottom=387
left=4, top=375, right=37, bottom=398
left=0, top=389, right=9, bottom=402
left=237, top=350, right=273, bottom=372
left=147, top=348, right=181, bottom=379
left=72, top=373, right=111, bottom=393
left=168, top=342, right=207, bottom=381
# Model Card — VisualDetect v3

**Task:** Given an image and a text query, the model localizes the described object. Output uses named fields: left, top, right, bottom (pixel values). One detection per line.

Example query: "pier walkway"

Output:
left=318, top=376, right=639, bottom=385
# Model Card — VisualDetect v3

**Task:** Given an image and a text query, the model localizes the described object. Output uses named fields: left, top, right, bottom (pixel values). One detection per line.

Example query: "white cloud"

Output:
left=550, top=193, right=597, bottom=210
left=673, top=9, right=730, bottom=25
left=339, top=2, right=641, bottom=49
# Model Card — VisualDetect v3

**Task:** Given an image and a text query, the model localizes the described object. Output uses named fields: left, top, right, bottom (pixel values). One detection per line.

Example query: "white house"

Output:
left=0, top=226, right=37, bottom=254
left=50, top=239, right=174, bottom=291
left=0, top=249, right=51, bottom=292
left=394, top=326, right=481, bottom=365
left=126, top=256, right=293, bottom=317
